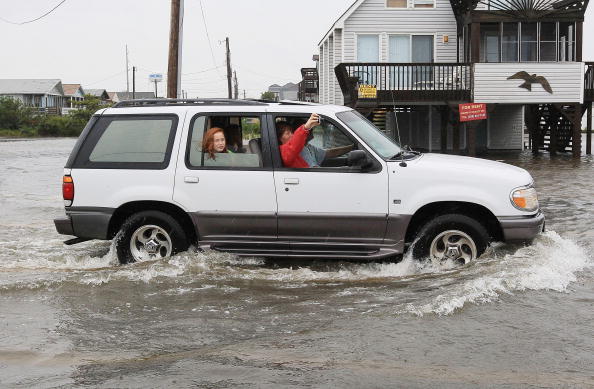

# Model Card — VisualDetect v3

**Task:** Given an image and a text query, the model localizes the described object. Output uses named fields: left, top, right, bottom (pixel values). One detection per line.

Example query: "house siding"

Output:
left=473, top=62, right=584, bottom=104
left=342, top=0, right=458, bottom=63
left=334, top=29, right=344, bottom=105
left=320, top=0, right=459, bottom=102
left=487, top=105, right=524, bottom=150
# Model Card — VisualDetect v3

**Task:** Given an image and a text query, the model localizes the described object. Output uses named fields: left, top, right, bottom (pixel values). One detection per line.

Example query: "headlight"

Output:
left=510, top=186, right=539, bottom=212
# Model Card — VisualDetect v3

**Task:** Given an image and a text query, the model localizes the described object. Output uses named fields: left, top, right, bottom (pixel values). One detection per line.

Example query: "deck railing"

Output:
left=585, top=62, right=594, bottom=102
left=335, top=62, right=472, bottom=106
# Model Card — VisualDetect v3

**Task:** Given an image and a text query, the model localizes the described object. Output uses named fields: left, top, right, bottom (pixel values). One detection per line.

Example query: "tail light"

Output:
left=63, top=175, right=74, bottom=206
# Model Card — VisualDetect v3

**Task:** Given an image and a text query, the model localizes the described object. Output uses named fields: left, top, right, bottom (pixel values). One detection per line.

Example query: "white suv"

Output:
left=54, top=99, right=544, bottom=265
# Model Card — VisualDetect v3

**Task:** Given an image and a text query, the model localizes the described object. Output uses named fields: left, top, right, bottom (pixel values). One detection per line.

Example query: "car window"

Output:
left=187, top=115, right=264, bottom=168
left=336, top=110, right=401, bottom=159
left=74, top=114, right=178, bottom=169
left=89, top=118, right=173, bottom=163
left=274, top=115, right=359, bottom=169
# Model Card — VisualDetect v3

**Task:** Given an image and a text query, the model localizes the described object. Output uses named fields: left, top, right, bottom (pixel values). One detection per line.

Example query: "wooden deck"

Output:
left=334, top=63, right=472, bottom=108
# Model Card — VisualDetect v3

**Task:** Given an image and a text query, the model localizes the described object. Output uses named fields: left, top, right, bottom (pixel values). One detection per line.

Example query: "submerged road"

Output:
left=0, top=138, right=593, bottom=388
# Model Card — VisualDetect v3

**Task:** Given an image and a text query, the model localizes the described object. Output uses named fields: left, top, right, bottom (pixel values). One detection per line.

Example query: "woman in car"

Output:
left=202, top=127, right=232, bottom=160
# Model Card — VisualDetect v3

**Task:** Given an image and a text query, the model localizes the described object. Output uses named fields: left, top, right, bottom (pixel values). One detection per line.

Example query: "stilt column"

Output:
left=587, top=102, right=592, bottom=155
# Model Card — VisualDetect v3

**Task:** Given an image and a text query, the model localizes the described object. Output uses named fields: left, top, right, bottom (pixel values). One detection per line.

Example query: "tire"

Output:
left=411, top=214, right=489, bottom=265
left=115, top=210, right=189, bottom=264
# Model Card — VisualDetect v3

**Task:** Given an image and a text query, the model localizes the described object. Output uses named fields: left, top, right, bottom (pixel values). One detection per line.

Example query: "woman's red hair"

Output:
left=202, top=127, right=227, bottom=159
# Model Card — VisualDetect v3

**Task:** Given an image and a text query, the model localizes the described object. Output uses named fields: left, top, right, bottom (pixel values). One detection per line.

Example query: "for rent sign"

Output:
left=358, top=84, right=377, bottom=99
left=459, top=103, right=487, bottom=122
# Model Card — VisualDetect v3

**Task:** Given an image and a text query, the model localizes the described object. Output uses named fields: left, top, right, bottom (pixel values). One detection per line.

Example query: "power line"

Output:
left=0, top=0, right=67, bottom=25
left=198, top=0, right=221, bottom=76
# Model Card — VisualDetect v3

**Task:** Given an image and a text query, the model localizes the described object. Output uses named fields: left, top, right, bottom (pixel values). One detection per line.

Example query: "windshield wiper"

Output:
left=389, top=149, right=421, bottom=160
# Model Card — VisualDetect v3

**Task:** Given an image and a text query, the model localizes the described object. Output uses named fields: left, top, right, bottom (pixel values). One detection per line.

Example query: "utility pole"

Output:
left=125, top=45, right=130, bottom=93
left=167, top=0, right=184, bottom=98
left=243, top=89, right=246, bottom=99
left=132, top=66, right=136, bottom=99
left=233, top=71, right=238, bottom=99
left=225, top=37, right=232, bottom=99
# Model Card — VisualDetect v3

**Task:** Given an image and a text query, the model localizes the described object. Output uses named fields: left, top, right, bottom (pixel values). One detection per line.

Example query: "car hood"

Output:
left=404, top=153, right=532, bottom=185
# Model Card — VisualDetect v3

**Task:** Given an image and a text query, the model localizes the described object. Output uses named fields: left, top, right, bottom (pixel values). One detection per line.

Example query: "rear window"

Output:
left=74, top=114, right=178, bottom=169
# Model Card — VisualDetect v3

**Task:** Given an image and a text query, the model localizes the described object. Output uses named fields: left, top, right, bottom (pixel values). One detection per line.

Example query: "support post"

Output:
left=440, top=106, right=448, bottom=152
left=233, top=70, right=238, bottom=100
left=586, top=101, right=592, bottom=155
left=466, top=121, right=477, bottom=157
left=226, top=37, right=233, bottom=99
left=470, top=23, right=480, bottom=63
left=132, top=66, right=136, bottom=100
left=167, top=0, right=182, bottom=99
left=125, top=44, right=129, bottom=93
left=571, top=104, right=582, bottom=158
left=453, top=121, right=461, bottom=154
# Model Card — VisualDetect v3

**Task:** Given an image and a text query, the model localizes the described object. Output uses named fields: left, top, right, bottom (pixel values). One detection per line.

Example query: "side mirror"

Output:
left=348, top=150, right=373, bottom=171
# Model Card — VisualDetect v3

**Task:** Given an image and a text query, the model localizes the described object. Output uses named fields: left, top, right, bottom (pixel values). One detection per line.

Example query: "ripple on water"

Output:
left=1, top=227, right=591, bottom=316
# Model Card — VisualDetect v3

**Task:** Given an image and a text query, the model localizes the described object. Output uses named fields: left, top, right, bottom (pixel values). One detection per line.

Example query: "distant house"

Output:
left=62, top=84, right=85, bottom=110
left=267, top=83, right=299, bottom=101
left=85, top=89, right=111, bottom=103
left=110, top=91, right=156, bottom=103
left=0, top=79, right=64, bottom=114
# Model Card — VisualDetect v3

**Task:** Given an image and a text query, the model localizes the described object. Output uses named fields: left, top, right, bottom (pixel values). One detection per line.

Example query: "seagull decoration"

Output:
left=507, top=71, right=554, bottom=94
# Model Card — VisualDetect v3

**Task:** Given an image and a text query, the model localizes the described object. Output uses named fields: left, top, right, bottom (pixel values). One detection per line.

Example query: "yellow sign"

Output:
left=358, top=84, right=377, bottom=99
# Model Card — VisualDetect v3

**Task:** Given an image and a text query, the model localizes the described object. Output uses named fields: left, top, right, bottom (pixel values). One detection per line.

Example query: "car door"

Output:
left=268, top=112, right=389, bottom=246
left=172, top=111, right=279, bottom=244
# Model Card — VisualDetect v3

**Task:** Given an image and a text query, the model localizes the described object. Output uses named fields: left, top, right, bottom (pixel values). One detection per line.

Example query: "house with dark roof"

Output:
left=0, top=79, right=65, bottom=114
left=85, top=89, right=111, bottom=102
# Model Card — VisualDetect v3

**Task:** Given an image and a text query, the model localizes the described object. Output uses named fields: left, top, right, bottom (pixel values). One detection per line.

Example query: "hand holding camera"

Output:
left=305, top=113, right=322, bottom=130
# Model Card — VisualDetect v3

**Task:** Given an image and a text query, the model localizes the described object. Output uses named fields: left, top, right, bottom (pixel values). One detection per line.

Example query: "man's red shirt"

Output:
left=279, top=125, right=310, bottom=168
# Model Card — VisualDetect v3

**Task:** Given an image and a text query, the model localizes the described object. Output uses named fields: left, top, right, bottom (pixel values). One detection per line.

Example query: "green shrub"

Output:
left=37, top=115, right=82, bottom=137
left=0, top=97, right=36, bottom=130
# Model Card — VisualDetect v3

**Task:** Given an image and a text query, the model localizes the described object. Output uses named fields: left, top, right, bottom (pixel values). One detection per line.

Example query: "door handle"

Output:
left=184, top=176, right=199, bottom=183
left=284, top=178, right=299, bottom=185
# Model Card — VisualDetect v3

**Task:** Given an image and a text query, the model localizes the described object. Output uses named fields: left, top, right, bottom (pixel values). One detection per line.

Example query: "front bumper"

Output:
left=498, top=211, right=545, bottom=242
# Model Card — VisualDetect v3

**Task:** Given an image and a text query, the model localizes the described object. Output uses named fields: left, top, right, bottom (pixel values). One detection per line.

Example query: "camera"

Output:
left=317, top=116, right=324, bottom=126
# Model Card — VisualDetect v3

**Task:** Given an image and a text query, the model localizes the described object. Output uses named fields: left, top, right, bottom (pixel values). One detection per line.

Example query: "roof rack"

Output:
left=245, top=98, right=314, bottom=106
left=112, top=98, right=267, bottom=108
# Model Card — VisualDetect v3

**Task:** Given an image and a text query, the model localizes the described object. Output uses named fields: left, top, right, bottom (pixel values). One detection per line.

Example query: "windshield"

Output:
left=336, top=110, right=401, bottom=159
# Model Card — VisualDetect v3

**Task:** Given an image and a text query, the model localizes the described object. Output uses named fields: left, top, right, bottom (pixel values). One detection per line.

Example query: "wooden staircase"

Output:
left=527, top=104, right=585, bottom=155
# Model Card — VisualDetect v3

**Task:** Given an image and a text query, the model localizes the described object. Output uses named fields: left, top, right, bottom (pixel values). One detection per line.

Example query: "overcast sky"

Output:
left=1, top=0, right=593, bottom=99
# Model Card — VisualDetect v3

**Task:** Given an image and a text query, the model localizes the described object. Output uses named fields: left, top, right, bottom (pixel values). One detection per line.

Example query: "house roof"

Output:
left=86, top=89, right=111, bottom=99
left=0, top=79, right=63, bottom=95
left=114, top=91, right=155, bottom=100
left=318, top=0, right=363, bottom=46
left=63, top=83, right=84, bottom=97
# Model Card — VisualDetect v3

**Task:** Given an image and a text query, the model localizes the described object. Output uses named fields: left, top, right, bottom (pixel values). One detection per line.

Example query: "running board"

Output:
left=63, top=237, right=91, bottom=245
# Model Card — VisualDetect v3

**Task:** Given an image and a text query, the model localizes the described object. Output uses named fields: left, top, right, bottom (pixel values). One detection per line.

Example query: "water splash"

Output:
left=403, top=231, right=592, bottom=316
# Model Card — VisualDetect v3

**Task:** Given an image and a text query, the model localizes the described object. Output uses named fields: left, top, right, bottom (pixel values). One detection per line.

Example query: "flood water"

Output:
left=1, top=137, right=593, bottom=388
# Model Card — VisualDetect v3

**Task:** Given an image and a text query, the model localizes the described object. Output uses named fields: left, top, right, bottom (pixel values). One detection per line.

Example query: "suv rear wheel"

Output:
left=412, top=214, right=489, bottom=265
left=115, top=210, right=189, bottom=264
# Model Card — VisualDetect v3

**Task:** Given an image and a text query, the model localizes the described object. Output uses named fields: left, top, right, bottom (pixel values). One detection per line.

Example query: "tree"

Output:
left=260, top=91, right=277, bottom=101
left=69, top=94, right=110, bottom=124
left=0, top=97, right=35, bottom=130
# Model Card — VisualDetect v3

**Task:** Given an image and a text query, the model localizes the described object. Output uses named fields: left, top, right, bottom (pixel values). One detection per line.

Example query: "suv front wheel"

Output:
left=412, top=214, right=489, bottom=265
left=115, top=210, right=189, bottom=264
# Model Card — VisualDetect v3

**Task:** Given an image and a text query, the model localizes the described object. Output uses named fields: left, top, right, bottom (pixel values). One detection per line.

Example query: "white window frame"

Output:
left=355, top=33, right=381, bottom=62
left=385, top=0, right=435, bottom=9
left=388, top=33, right=436, bottom=63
